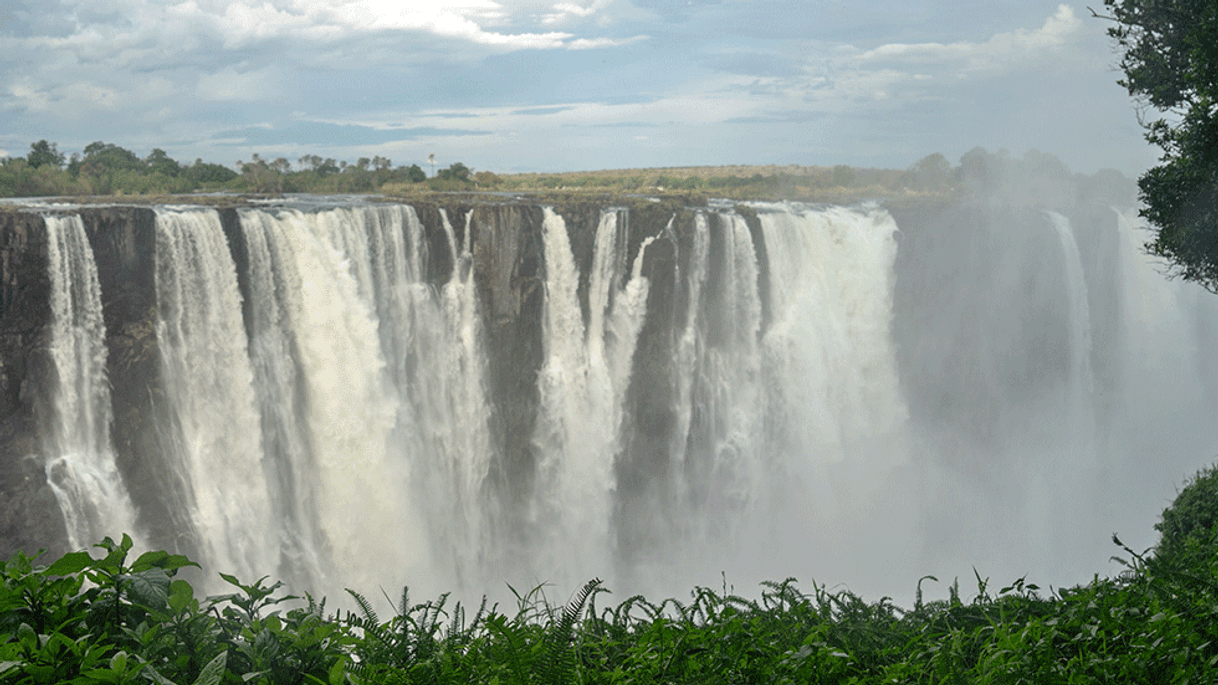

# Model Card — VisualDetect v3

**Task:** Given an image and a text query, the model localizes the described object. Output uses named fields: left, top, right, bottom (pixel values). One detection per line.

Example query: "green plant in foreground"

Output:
left=1155, top=462, right=1218, bottom=563
left=6, top=462, right=1218, bottom=685
left=0, top=536, right=351, bottom=685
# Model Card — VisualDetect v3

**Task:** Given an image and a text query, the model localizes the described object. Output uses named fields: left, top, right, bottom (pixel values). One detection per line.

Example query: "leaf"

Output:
left=5, top=551, right=35, bottom=576
left=328, top=657, right=347, bottom=685
left=17, top=623, right=37, bottom=652
left=169, top=579, right=195, bottom=613
left=143, top=664, right=180, bottom=685
left=219, top=572, right=245, bottom=591
left=46, top=550, right=94, bottom=576
left=192, top=651, right=227, bottom=685
left=132, top=550, right=198, bottom=574
left=126, top=568, right=171, bottom=609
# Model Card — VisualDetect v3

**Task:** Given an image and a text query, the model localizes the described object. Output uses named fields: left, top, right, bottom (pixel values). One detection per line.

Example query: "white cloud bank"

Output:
left=858, top=5, right=1080, bottom=72
left=0, top=1, right=1152, bottom=175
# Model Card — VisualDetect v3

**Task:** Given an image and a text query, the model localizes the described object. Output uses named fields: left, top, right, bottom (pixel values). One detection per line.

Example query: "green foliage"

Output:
left=0, top=141, right=464, bottom=198
left=405, top=164, right=427, bottom=183
left=26, top=141, right=65, bottom=170
left=831, top=164, right=855, bottom=187
left=1155, top=462, right=1218, bottom=564
left=1103, top=0, right=1218, bottom=290
left=901, top=153, right=953, bottom=193
left=3, top=524, right=1218, bottom=684
left=184, top=160, right=239, bottom=185
left=436, top=162, right=472, bottom=182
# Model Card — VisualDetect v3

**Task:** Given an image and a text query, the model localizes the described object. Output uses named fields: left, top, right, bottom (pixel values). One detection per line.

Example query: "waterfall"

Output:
left=41, top=214, right=141, bottom=549
left=10, top=196, right=1218, bottom=606
left=239, top=209, right=330, bottom=589
left=532, top=207, right=652, bottom=584
left=426, top=208, right=494, bottom=587
left=154, top=209, right=272, bottom=579
left=1099, top=209, right=1218, bottom=550
left=756, top=203, right=906, bottom=464
left=236, top=206, right=427, bottom=594
left=1047, top=212, right=1095, bottom=407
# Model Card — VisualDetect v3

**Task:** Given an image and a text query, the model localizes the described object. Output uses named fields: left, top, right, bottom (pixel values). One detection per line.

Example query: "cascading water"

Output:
left=675, top=210, right=765, bottom=540
left=1097, top=209, right=1218, bottom=550
left=40, top=214, right=141, bottom=549
left=154, top=209, right=272, bottom=579
left=424, top=208, right=494, bottom=587
left=18, top=197, right=1218, bottom=606
left=653, top=204, right=912, bottom=591
left=532, top=207, right=653, bottom=586
left=756, top=204, right=906, bottom=466
left=235, top=206, right=427, bottom=594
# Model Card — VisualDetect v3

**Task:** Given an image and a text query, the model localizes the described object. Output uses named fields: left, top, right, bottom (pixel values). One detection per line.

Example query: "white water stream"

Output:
left=42, top=215, right=141, bottom=549
left=33, top=201, right=1218, bottom=605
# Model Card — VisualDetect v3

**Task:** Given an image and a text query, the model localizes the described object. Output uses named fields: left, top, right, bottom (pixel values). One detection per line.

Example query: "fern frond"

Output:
left=540, top=578, right=602, bottom=685
left=346, top=588, right=380, bottom=625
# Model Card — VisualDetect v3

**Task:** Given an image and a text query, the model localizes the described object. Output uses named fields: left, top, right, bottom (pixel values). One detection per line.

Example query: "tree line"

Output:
left=1, top=139, right=1137, bottom=208
left=0, top=140, right=483, bottom=197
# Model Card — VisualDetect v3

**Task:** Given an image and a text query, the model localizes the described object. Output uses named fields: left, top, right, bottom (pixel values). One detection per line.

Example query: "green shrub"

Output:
left=1155, top=461, right=1218, bottom=562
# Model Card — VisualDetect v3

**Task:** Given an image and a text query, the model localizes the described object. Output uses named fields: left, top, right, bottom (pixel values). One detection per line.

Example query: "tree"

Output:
left=404, top=164, right=427, bottom=183
left=144, top=148, right=181, bottom=177
left=437, top=162, right=472, bottom=182
left=901, top=153, right=952, bottom=193
left=80, top=141, right=143, bottom=171
left=184, top=159, right=238, bottom=185
left=27, top=140, right=65, bottom=169
left=1102, top=0, right=1218, bottom=291
left=831, top=164, right=854, bottom=188
left=238, top=153, right=281, bottom=192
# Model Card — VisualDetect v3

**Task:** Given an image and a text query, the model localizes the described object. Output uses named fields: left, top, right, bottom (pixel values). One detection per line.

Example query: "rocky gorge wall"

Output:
left=0, top=198, right=695, bottom=565
left=2, top=191, right=1216, bottom=603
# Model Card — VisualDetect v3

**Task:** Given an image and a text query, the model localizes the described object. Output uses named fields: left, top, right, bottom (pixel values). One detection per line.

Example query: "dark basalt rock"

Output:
left=0, top=198, right=690, bottom=559
left=0, top=212, right=64, bottom=559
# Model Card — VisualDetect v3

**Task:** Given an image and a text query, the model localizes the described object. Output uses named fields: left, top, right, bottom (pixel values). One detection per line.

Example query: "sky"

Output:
left=0, top=0, right=1159, bottom=176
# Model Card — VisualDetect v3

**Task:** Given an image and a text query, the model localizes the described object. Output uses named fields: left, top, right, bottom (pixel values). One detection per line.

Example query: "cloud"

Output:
left=704, top=51, right=806, bottom=79
left=198, top=0, right=621, bottom=51
left=723, top=110, right=829, bottom=125
left=542, top=2, right=601, bottom=24
left=214, top=119, right=490, bottom=147
left=7, top=82, right=50, bottom=112
left=567, top=34, right=647, bottom=49
left=5, top=77, right=131, bottom=114
left=743, top=4, right=1089, bottom=116
left=511, top=105, right=576, bottom=115
left=857, top=4, right=1080, bottom=71
left=197, top=67, right=282, bottom=102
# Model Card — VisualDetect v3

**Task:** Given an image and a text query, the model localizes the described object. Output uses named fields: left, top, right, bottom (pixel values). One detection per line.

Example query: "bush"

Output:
left=1154, top=461, right=1218, bottom=562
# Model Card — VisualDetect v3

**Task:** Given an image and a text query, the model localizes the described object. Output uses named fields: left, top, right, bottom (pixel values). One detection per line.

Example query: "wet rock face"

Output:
left=0, top=213, right=51, bottom=422
left=470, top=203, right=545, bottom=510
left=0, top=212, right=62, bottom=559
left=0, top=199, right=687, bottom=559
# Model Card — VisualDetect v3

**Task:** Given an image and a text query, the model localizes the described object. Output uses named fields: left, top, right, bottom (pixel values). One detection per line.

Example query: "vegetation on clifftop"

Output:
left=2, top=140, right=1135, bottom=207
left=2, top=462, right=1217, bottom=684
